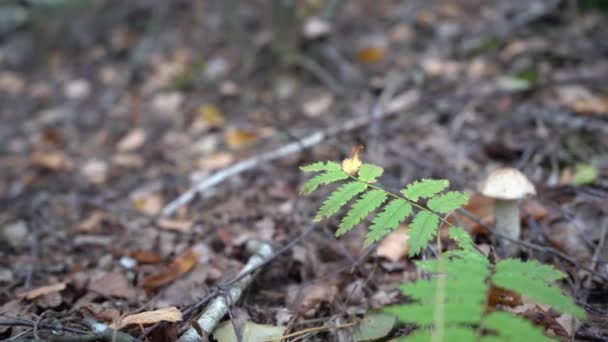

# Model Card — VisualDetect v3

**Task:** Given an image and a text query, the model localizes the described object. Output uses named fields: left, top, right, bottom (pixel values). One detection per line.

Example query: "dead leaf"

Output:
left=296, top=280, right=339, bottom=316
left=112, top=153, right=144, bottom=168
left=133, top=193, right=163, bottom=216
left=89, top=272, right=137, bottom=299
left=31, top=151, right=72, bottom=171
left=342, top=145, right=362, bottom=174
left=487, top=284, right=522, bottom=310
left=198, top=104, right=225, bottom=128
left=114, top=307, right=182, bottom=329
left=18, top=282, right=66, bottom=300
left=117, top=128, right=146, bottom=152
left=75, top=211, right=105, bottom=233
left=156, top=218, right=192, bottom=232
left=302, top=93, right=333, bottom=117
left=556, top=85, right=608, bottom=116
left=448, top=194, right=494, bottom=236
left=224, top=127, right=272, bottom=150
left=131, top=250, right=163, bottom=264
left=376, top=226, right=410, bottom=262
left=356, top=47, right=384, bottom=64
left=80, top=159, right=108, bottom=184
left=198, top=152, right=234, bottom=170
left=143, top=250, right=199, bottom=291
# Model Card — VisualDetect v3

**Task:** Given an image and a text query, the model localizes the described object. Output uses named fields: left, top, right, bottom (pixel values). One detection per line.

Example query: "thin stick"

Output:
left=161, top=90, right=420, bottom=217
left=177, top=240, right=274, bottom=342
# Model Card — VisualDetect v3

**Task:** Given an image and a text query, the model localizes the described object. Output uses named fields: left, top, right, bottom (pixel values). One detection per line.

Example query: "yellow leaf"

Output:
left=342, top=145, right=362, bottom=174
left=224, top=127, right=273, bottom=150
left=198, top=104, right=225, bottom=128
left=115, top=307, right=182, bottom=329
left=356, top=47, right=384, bottom=64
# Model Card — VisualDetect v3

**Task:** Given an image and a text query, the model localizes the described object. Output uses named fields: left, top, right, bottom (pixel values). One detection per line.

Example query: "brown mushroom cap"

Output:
left=478, top=168, right=536, bottom=200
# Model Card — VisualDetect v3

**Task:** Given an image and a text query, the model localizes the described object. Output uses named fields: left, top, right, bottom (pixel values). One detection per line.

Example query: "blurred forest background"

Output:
left=0, top=0, right=607, bottom=341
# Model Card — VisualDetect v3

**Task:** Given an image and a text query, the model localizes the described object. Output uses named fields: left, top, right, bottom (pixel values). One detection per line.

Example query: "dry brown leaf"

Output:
left=18, top=282, right=66, bottom=300
left=302, top=93, right=333, bottom=117
left=133, top=193, right=163, bottom=216
left=224, top=127, right=272, bottom=150
left=298, top=280, right=338, bottom=316
left=356, top=47, right=384, bottom=64
left=448, top=194, right=494, bottom=236
left=131, top=250, right=163, bottom=264
left=112, top=153, right=144, bottom=168
left=117, top=128, right=146, bottom=152
left=487, top=284, right=523, bottom=310
left=89, top=272, right=137, bottom=299
left=143, top=250, right=199, bottom=291
left=156, top=218, right=192, bottom=232
left=376, top=226, right=410, bottom=262
left=198, top=104, right=225, bottom=128
left=31, top=151, right=72, bottom=171
left=198, top=152, right=234, bottom=170
left=75, top=211, right=105, bottom=233
left=342, top=145, right=362, bottom=174
left=114, top=307, right=182, bottom=329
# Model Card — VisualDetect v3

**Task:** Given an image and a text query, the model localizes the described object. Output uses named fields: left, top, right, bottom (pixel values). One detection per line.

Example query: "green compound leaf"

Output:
left=364, top=199, right=412, bottom=247
left=448, top=227, right=476, bottom=252
left=402, top=179, right=449, bottom=201
left=481, top=312, right=554, bottom=342
left=357, top=163, right=384, bottom=183
left=427, top=191, right=470, bottom=213
left=337, top=190, right=387, bottom=236
left=492, top=259, right=586, bottom=319
left=314, top=181, right=367, bottom=222
left=300, top=161, right=342, bottom=172
left=407, top=211, right=440, bottom=256
left=300, top=171, right=348, bottom=195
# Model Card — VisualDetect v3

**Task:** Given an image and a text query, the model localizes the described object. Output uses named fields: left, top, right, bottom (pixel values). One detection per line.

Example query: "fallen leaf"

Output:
left=302, top=93, right=333, bottom=117
left=224, top=127, right=272, bottom=150
left=198, top=104, right=225, bottom=128
left=198, top=152, right=234, bottom=170
left=112, top=153, right=144, bottom=168
left=375, top=226, right=410, bottom=262
left=80, top=159, right=108, bottom=184
left=89, top=272, right=137, bottom=299
left=143, top=250, right=199, bottom=291
left=487, top=284, right=523, bottom=310
left=31, top=151, right=72, bottom=171
left=352, top=311, right=397, bottom=342
left=448, top=194, right=494, bottom=236
left=556, top=85, right=607, bottom=115
left=570, top=164, right=599, bottom=185
left=18, top=282, right=66, bottom=300
left=297, top=280, right=339, bottom=316
left=75, top=211, right=105, bottom=233
left=115, top=307, right=182, bottom=329
left=131, top=250, right=163, bottom=264
left=133, top=193, right=163, bottom=216
left=342, top=145, right=362, bottom=174
left=212, top=320, right=285, bottom=342
left=156, top=218, right=192, bottom=232
left=356, top=47, right=384, bottom=64
left=117, top=128, right=146, bottom=152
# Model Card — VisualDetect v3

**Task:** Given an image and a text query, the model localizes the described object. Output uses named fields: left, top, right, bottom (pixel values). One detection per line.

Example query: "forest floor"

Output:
left=1, top=0, right=607, bottom=341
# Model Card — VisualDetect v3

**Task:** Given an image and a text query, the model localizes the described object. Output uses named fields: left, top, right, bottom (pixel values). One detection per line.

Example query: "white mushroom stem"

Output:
left=494, top=199, right=521, bottom=257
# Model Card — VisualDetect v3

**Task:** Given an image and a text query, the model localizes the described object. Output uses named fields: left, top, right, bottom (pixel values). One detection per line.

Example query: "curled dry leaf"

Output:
left=131, top=250, right=163, bottom=264
left=342, top=145, right=362, bottom=174
left=89, top=272, right=137, bottom=299
left=143, top=250, right=199, bottom=291
left=224, top=127, right=273, bottom=150
left=376, top=226, right=410, bottom=262
left=75, top=211, right=106, bottom=233
left=31, top=151, right=72, bottom=171
left=156, top=218, right=192, bottom=232
left=117, top=128, right=146, bottom=152
left=18, top=282, right=66, bottom=300
left=115, top=306, right=182, bottom=329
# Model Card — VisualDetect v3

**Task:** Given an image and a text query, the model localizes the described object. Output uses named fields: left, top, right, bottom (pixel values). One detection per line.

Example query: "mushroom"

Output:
left=478, top=168, right=536, bottom=257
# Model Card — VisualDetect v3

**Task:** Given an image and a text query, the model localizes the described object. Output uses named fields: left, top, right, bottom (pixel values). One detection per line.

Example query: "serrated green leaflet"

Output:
left=427, top=191, right=470, bottom=213
left=407, top=211, right=440, bottom=256
left=364, top=199, right=412, bottom=247
left=402, top=179, right=449, bottom=201
left=357, top=163, right=384, bottom=183
left=314, top=181, right=367, bottom=222
left=337, top=190, right=387, bottom=236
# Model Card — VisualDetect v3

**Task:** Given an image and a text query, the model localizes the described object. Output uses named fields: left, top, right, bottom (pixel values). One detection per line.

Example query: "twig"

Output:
left=0, top=318, right=135, bottom=342
left=177, top=240, right=274, bottom=342
left=181, top=224, right=318, bottom=320
left=162, top=89, right=420, bottom=216
left=265, top=320, right=358, bottom=342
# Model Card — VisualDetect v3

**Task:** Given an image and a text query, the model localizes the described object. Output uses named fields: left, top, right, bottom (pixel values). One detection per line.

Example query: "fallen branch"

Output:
left=0, top=318, right=135, bottom=342
left=161, top=89, right=420, bottom=216
left=177, top=240, right=274, bottom=342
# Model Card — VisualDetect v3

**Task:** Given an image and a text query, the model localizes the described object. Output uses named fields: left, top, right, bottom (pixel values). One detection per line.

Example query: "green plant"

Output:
left=300, top=157, right=585, bottom=341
